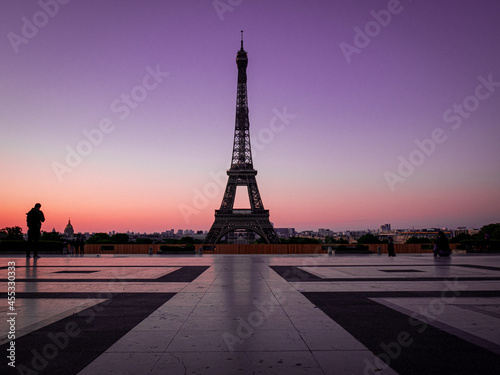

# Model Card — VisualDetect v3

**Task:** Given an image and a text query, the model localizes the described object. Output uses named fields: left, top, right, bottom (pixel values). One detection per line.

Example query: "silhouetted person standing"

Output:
left=387, top=237, right=396, bottom=257
left=485, top=233, right=491, bottom=251
left=26, top=203, right=45, bottom=258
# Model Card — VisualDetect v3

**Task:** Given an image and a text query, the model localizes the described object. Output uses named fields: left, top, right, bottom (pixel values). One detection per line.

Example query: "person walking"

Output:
left=387, top=236, right=396, bottom=257
left=26, top=203, right=45, bottom=258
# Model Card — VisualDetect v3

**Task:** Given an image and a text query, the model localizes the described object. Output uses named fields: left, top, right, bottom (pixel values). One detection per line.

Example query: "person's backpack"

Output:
left=26, top=209, right=38, bottom=227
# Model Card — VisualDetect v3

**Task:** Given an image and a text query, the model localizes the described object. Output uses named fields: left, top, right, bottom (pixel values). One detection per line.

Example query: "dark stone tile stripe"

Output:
left=302, top=292, right=500, bottom=375
left=13, top=290, right=500, bottom=301
left=0, top=266, right=209, bottom=374
left=270, top=266, right=500, bottom=282
left=1, top=292, right=174, bottom=375
left=269, top=266, right=324, bottom=282
left=0, top=292, right=118, bottom=299
left=0, top=264, right=204, bottom=270
left=155, top=265, right=208, bottom=282
left=1, top=266, right=210, bottom=283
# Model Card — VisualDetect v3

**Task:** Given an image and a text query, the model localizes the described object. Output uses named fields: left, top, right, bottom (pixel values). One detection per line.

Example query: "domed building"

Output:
left=64, top=219, right=74, bottom=238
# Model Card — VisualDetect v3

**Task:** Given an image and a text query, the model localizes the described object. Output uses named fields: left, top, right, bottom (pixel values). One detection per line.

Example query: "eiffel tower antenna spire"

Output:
left=204, top=33, right=279, bottom=245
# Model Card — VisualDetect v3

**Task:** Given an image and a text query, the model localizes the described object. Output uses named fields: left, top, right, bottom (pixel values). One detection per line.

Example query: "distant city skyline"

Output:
left=39, top=220, right=486, bottom=237
left=1, top=1, right=499, bottom=235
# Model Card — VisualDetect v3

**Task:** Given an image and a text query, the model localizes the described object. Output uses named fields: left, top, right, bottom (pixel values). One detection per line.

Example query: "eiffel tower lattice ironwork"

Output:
left=204, top=32, right=279, bottom=244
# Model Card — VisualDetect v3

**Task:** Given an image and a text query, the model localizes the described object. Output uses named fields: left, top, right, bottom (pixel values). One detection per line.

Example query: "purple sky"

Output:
left=1, top=0, right=500, bottom=234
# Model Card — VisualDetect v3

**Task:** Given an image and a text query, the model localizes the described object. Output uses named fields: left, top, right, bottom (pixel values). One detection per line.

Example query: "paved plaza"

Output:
left=1, top=253, right=500, bottom=374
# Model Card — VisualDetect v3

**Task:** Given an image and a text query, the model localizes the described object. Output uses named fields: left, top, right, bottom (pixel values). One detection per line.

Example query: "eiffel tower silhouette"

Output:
left=204, top=32, right=279, bottom=244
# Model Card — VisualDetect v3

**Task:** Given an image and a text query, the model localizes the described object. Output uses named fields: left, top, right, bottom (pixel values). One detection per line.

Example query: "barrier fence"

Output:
left=81, top=243, right=459, bottom=255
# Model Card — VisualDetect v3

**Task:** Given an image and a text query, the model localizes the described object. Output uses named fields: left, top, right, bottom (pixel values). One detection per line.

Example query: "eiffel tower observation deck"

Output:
left=204, top=32, right=279, bottom=245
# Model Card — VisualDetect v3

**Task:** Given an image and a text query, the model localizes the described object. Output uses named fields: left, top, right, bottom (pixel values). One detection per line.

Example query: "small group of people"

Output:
left=385, top=231, right=451, bottom=257
left=63, top=239, right=85, bottom=255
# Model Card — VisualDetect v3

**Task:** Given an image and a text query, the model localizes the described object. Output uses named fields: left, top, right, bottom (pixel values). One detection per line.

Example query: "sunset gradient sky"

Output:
left=1, top=0, right=499, bottom=234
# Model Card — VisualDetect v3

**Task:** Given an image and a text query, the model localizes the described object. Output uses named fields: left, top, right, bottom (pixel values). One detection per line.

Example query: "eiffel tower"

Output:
left=204, top=32, right=279, bottom=244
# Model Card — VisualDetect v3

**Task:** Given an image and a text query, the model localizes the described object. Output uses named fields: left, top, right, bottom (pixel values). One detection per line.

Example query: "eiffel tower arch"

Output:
left=204, top=32, right=279, bottom=245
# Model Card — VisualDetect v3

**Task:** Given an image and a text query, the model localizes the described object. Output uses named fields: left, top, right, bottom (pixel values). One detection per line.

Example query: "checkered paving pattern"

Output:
left=1, top=254, right=499, bottom=374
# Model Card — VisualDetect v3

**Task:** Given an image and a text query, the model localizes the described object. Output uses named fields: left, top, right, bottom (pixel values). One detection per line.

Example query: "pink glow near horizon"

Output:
left=1, top=1, right=499, bottom=235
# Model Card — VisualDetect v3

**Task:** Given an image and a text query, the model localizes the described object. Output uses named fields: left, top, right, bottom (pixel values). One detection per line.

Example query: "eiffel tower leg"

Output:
left=247, top=177, right=264, bottom=210
left=204, top=223, right=222, bottom=245
left=204, top=210, right=280, bottom=244
left=219, top=176, right=237, bottom=211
